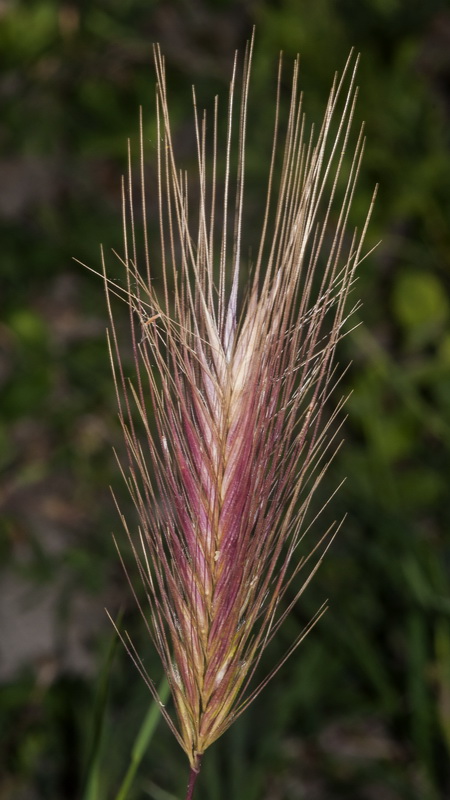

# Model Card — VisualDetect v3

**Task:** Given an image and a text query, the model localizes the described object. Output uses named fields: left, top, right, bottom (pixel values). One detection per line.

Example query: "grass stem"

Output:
left=184, top=756, right=202, bottom=800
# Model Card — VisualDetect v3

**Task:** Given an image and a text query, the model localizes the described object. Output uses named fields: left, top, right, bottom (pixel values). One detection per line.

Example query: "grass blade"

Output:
left=114, top=678, right=171, bottom=800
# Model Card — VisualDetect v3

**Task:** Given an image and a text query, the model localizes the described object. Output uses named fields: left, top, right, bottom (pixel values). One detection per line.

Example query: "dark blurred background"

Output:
left=1, top=1, right=450, bottom=799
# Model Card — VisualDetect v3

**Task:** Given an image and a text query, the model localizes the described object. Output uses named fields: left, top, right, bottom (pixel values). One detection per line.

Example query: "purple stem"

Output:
left=184, top=755, right=202, bottom=800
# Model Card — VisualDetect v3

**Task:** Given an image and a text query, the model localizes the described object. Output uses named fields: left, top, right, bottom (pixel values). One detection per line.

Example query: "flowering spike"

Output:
left=97, top=38, right=376, bottom=790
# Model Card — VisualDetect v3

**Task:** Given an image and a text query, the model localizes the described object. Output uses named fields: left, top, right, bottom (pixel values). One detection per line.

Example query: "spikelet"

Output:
left=90, top=34, right=375, bottom=792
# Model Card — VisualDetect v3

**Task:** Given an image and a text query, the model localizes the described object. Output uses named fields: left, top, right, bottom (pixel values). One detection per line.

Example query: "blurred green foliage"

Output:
left=1, top=0, right=450, bottom=799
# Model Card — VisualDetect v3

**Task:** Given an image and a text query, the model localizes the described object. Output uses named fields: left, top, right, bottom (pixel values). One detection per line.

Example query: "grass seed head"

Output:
left=99, top=34, right=375, bottom=771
